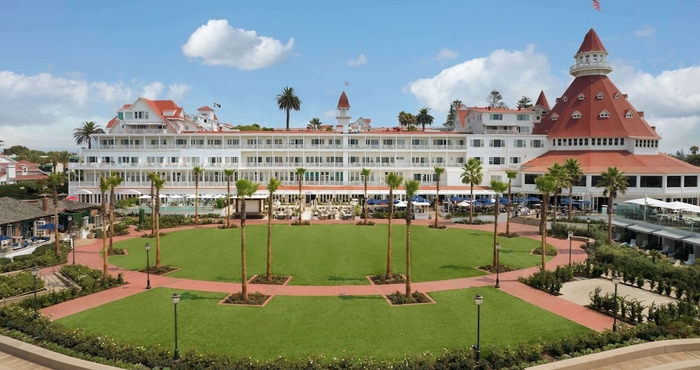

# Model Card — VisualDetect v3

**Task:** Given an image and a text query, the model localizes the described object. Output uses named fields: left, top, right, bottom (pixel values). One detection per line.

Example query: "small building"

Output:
left=0, top=156, right=49, bottom=185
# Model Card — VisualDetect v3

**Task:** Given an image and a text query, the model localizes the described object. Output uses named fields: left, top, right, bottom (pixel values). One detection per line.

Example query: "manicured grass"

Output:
left=111, top=225, right=550, bottom=285
left=57, top=287, right=589, bottom=361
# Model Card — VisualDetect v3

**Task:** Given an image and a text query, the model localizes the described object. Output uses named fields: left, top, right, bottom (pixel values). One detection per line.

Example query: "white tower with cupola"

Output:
left=570, top=28, right=613, bottom=77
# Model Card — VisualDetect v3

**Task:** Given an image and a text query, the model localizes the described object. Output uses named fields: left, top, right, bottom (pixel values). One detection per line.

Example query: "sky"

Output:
left=1, top=0, right=699, bottom=154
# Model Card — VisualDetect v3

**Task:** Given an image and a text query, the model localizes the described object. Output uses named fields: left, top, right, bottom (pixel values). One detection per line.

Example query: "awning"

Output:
left=652, top=229, right=691, bottom=240
left=683, top=237, right=700, bottom=246
left=73, top=189, right=92, bottom=195
left=611, top=219, right=634, bottom=227
left=628, top=224, right=661, bottom=234
left=116, top=189, right=141, bottom=195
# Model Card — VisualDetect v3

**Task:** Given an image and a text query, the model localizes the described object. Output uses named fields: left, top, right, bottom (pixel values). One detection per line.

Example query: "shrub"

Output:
left=386, top=291, right=431, bottom=305
left=532, top=244, right=558, bottom=256
left=0, top=244, right=69, bottom=273
left=453, top=219, right=493, bottom=225
left=0, top=271, right=46, bottom=299
left=518, top=267, right=572, bottom=295
left=356, top=221, right=376, bottom=226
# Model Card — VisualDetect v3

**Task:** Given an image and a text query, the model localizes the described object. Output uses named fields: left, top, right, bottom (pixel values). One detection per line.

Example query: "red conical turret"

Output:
left=337, top=91, right=350, bottom=108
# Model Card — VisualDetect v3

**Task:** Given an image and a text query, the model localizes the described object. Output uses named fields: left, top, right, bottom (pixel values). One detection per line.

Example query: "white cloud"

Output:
left=166, top=83, right=192, bottom=101
left=434, top=48, right=458, bottom=61
left=182, top=19, right=294, bottom=70
left=141, top=81, right=165, bottom=99
left=323, top=110, right=336, bottom=119
left=634, top=26, right=655, bottom=38
left=347, top=54, right=367, bottom=67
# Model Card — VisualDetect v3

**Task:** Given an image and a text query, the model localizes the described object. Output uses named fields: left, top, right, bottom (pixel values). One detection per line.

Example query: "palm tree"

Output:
left=193, top=166, right=204, bottom=223
left=490, top=179, right=509, bottom=266
left=384, top=172, right=404, bottom=279
left=46, top=151, right=74, bottom=174
left=16, top=150, right=46, bottom=166
left=397, top=111, right=417, bottom=131
left=46, top=173, right=65, bottom=256
left=224, top=169, right=236, bottom=228
left=107, top=173, right=123, bottom=255
left=547, top=162, right=570, bottom=227
left=99, top=175, right=110, bottom=277
left=153, top=174, right=166, bottom=268
left=416, top=107, right=434, bottom=132
left=73, top=121, right=105, bottom=149
left=505, top=170, right=518, bottom=235
left=563, top=158, right=583, bottom=220
left=433, top=167, right=445, bottom=228
left=535, top=175, right=557, bottom=270
left=361, top=168, right=371, bottom=224
left=276, top=86, right=302, bottom=131
left=266, top=177, right=282, bottom=282
left=45, top=151, right=60, bottom=174
left=308, top=117, right=322, bottom=131
left=596, top=167, right=629, bottom=244
left=460, top=158, right=483, bottom=224
left=295, top=167, right=306, bottom=222
left=236, top=178, right=260, bottom=304
left=404, top=180, right=420, bottom=297
left=148, top=172, right=158, bottom=235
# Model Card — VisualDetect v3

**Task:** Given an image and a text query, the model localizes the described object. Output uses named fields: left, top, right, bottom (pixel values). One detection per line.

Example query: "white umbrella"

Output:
left=625, top=197, right=668, bottom=207
left=201, top=194, right=214, bottom=199
left=138, top=194, right=151, bottom=199
left=457, top=201, right=471, bottom=207
left=186, top=194, right=197, bottom=199
left=169, top=195, right=183, bottom=199
left=394, top=201, right=408, bottom=208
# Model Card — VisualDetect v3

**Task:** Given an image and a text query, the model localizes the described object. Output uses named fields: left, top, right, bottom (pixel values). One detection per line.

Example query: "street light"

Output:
left=612, top=274, right=621, bottom=332
left=68, top=215, right=76, bottom=265
left=586, top=218, right=591, bottom=249
left=31, top=267, right=39, bottom=319
left=473, top=294, right=483, bottom=364
left=145, top=243, right=151, bottom=289
left=172, top=293, right=181, bottom=363
left=495, top=243, right=501, bottom=288
left=568, top=231, right=573, bottom=266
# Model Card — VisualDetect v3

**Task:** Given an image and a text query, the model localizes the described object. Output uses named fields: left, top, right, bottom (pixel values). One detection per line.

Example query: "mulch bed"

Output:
left=384, top=291, right=436, bottom=306
left=368, top=274, right=406, bottom=285
left=220, top=292, right=273, bottom=307
left=248, top=274, right=292, bottom=285
left=138, top=265, right=178, bottom=275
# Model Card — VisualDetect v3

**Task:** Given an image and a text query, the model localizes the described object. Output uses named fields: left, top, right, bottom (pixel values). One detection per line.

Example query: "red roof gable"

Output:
left=337, top=92, right=350, bottom=108
left=578, top=28, right=607, bottom=54
left=458, top=109, right=468, bottom=128
left=197, top=106, right=214, bottom=111
left=535, top=90, right=550, bottom=110
left=106, top=116, right=118, bottom=129
left=522, top=150, right=700, bottom=175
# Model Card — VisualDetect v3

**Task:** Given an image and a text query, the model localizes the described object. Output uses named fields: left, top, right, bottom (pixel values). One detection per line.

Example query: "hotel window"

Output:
left=640, top=176, right=663, bottom=188
left=247, top=139, right=257, bottom=145
left=134, top=111, right=149, bottom=119
left=510, top=157, right=521, bottom=164
left=207, top=139, right=222, bottom=146
left=490, top=114, right=503, bottom=120
left=551, top=114, right=559, bottom=121
left=516, top=114, right=530, bottom=121
left=584, top=138, right=589, bottom=145
left=227, top=139, right=239, bottom=147
left=597, top=138, right=602, bottom=145
left=625, top=111, right=633, bottom=118
left=685, top=176, right=698, bottom=187
left=531, top=139, right=543, bottom=148
left=349, top=139, right=358, bottom=146
left=614, top=138, right=619, bottom=145
left=170, top=157, right=178, bottom=163
left=524, top=174, right=538, bottom=185
left=667, top=176, right=682, bottom=188
left=290, top=139, right=304, bottom=146
left=87, top=156, right=97, bottom=163
left=599, top=110, right=610, bottom=118
left=472, top=139, right=483, bottom=147
left=490, top=139, right=505, bottom=148
left=620, top=138, right=625, bottom=145
left=562, top=95, right=568, bottom=102
left=433, top=139, right=447, bottom=146
left=489, top=157, right=505, bottom=165
left=572, top=110, right=582, bottom=119
left=568, top=139, right=572, bottom=146
left=366, top=139, right=379, bottom=146
left=383, top=139, right=394, bottom=146
left=577, top=93, right=585, bottom=100
left=514, top=139, right=526, bottom=148
left=311, top=139, right=324, bottom=145
left=596, top=92, right=604, bottom=99
left=191, top=139, right=204, bottom=146
left=124, top=112, right=133, bottom=119
left=614, top=92, right=620, bottom=99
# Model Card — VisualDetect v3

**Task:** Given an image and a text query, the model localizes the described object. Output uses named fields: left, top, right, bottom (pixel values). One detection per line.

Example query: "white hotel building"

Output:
left=69, top=29, right=700, bottom=208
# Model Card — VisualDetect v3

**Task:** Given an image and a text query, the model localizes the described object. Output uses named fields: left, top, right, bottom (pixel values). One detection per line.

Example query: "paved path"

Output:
left=0, top=351, right=50, bottom=370
left=41, top=218, right=614, bottom=331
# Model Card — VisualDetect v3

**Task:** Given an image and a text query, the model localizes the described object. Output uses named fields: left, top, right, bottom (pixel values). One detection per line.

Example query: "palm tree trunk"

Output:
left=552, top=193, right=558, bottom=226
left=241, top=201, right=248, bottom=304
left=405, top=206, right=412, bottom=298
left=226, top=180, right=231, bottom=228
left=195, top=178, right=199, bottom=223
left=434, top=184, right=439, bottom=228
left=541, top=195, right=548, bottom=270
left=109, top=189, right=115, bottom=255
left=150, top=180, right=155, bottom=235
left=155, top=188, right=161, bottom=268
left=298, top=179, right=303, bottom=222
left=385, top=190, right=393, bottom=279
left=101, top=195, right=108, bottom=277
left=469, top=184, right=474, bottom=224
left=363, top=180, right=368, bottom=224
left=506, top=181, right=512, bottom=235
left=493, top=203, right=499, bottom=266
left=286, top=109, right=290, bottom=131
left=267, top=197, right=272, bottom=281
left=53, top=188, right=60, bottom=256
left=607, top=196, right=614, bottom=244
left=568, top=187, right=574, bottom=221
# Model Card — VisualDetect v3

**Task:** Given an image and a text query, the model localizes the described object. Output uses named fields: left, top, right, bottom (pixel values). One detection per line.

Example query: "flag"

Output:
left=592, top=0, right=601, bottom=11
left=214, top=102, right=221, bottom=108
left=344, top=81, right=349, bottom=86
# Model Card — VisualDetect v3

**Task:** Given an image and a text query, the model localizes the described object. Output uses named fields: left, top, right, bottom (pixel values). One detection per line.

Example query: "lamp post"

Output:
left=473, top=294, right=483, bottom=364
left=568, top=231, right=573, bottom=266
left=145, top=243, right=151, bottom=289
left=68, top=215, right=76, bottom=265
left=31, top=267, right=39, bottom=319
left=495, top=243, right=501, bottom=288
left=612, top=274, right=621, bottom=332
left=172, top=293, right=180, bottom=363
left=586, top=217, right=591, bottom=249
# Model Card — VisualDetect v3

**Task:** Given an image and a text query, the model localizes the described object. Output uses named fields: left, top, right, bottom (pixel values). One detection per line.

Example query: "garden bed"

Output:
left=249, top=274, right=292, bottom=285
left=138, top=265, right=178, bottom=275
left=368, top=274, right=406, bottom=285
left=384, top=291, right=435, bottom=306
left=220, top=292, right=273, bottom=307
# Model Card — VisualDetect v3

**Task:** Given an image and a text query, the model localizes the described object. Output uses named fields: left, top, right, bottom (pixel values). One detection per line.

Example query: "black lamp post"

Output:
left=495, top=243, right=501, bottom=288
left=31, top=267, right=39, bottom=319
left=473, top=294, right=483, bottom=363
left=568, top=231, right=573, bottom=266
left=172, top=293, right=181, bottom=363
left=145, top=243, right=151, bottom=289
left=612, top=274, right=621, bottom=332
left=68, top=215, right=76, bottom=265
left=586, top=217, right=591, bottom=249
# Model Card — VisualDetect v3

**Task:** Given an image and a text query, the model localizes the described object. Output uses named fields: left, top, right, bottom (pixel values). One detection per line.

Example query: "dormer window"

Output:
left=562, top=95, right=568, bottom=102
left=614, top=92, right=620, bottom=99
left=625, top=110, right=633, bottom=118
left=596, top=92, right=604, bottom=99
left=577, top=93, right=585, bottom=101
left=599, top=110, right=610, bottom=118
left=571, top=110, right=582, bottom=119
left=551, top=113, right=559, bottom=121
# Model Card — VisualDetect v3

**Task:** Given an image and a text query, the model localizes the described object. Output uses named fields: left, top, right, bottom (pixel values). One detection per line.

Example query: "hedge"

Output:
left=0, top=244, right=69, bottom=273
left=0, top=271, right=46, bottom=299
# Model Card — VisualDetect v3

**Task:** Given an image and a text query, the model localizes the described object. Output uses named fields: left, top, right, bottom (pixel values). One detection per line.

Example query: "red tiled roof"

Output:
left=106, top=116, right=118, bottom=129
left=578, top=28, right=607, bottom=54
left=274, top=185, right=490, bottom=192
left=337, top=92, right=350, bottom=108
left=522, top=150, right=700, bottom=175
left=458, top=109, right=468, bottom=128
left=197, top=106, right=214, bottom=111
left=118, top=104, right=131, bottom=111
left=533, top=75, right=660, bottom=139
left=141, top=98, right=180, bottom=132
left=535, top=90, right=550, bottom=110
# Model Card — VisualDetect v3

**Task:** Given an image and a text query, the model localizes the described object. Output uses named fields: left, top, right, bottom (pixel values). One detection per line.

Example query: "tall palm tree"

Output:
left=404, top=179, right=419, bottom=297
left=58, top=151, right=75, bottom=174
left=535, top=175, right=557, bottom=270
left=46, top=173, right=65, bottom=256
left=266, top=177, right=282, bottom=282
left=73, top=121, right=105, bottom=149
left=460, top=158, right=483, bottom=224
left=563, top=158, right=583, bottom=220
left=99, top=176, right=110, bottom=277
left=490, top=179, right=509, bottom=266
left=46, top=151, right=60, bottom=174
left=153, top=174, right=166, bottom=268
left=236, top=179, right=260, bottom=304
left=224, top=169, right=236, bottom=228
left=107, top=173, right=123, bottom=255
left=295, top=167, right=306, bottom=222
left=415, top=107, right=434, bottom=132
left=148, top=172, right=158, bottom=235
left=505, top=170, right=518, bottom=235
left=361, top=168, right=371, bottom=224
left=433, top=167, right=445, bottom=228
left=276, top=86, right=302, bottom=131
left=547, top=162, right=570, bottom=227
left=384, top=172, right=404, bottom=279
left=596, top=167, right=629, bottom=244
left=308, top=117, right=322, bottom=131
left=193, top=166, right=204, bottom=223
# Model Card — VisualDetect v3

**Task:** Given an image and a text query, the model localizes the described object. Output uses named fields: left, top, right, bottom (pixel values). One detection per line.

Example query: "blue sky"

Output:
left=1, top=0, right=699, bottom=153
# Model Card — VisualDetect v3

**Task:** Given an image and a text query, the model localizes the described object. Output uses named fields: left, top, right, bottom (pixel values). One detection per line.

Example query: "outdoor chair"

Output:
left=641, top=240, right=648, bottom=249
left=686, top=254, right=696, bottom=265
left=613, top=233, right=622, bottom=242
left=674, top=259, right=682, bottom=267
left=629, top=239, right=636, bottom=248
left=661, top=245, right=671, bottom=256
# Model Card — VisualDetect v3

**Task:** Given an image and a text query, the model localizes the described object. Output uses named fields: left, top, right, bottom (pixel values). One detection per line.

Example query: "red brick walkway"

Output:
left=42, top=217, right=613, bottom=331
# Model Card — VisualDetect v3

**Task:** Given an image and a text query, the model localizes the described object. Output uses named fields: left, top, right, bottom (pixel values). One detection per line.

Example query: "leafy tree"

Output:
left=73, top=121, right=105, bottom=149
left=547, top=162, right=570, bottom=227
left=460, top=158, right=483, bottom=224
left=404, top=179, right=420, bottom=297
left=505, top=170, right=518, bottom=235
left=596, top=167, right=629, bottom=244
left=107, top=173, right=123, bottom=255
left=535, top=175, right=557, bottom=270
left=415, top=107, right=434, bottom=131
left=397, top=111, right=417, bottom=130
left=3, top=145, right=29, bottom=156
left=490, top=179, right=508, bottom=266
left=308, top=117, right=322, bottom=131
left=193, top=166, right=204, bottom=223
left=443, top=100, right=462, bottom=127
left=236, top=178, right=260, bottom=304
left=517, top=96, right=533, bottom=109
left=296, top=167, right=306, bottom=222
left=276, top=86, right=302, bottom=131
left=224, top=169, right=236, bottom=228
left=266, top=177, right=282, bottom=282
left=563, top=158, right=583, bottom=220
left=687, top=146, right=700, bottom=166
left=45, top=173, right=66, bottom=256
left=15, top=150, right=46, bottom=165
left=152, top=174, right=166, bottom=268
left=384, top=172, right=404, bottom=279
left=433, top=167, right=445, bottom=228
left=99, top=176, right=110, bottom=277
left=487, top=90, right=508, bottom=108
left=361, top=168, right=371, bottom=224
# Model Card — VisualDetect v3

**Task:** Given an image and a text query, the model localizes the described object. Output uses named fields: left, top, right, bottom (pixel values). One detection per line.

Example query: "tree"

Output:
left=404, top=179, right=420, bottom=297
left=295, top=167, right=306, bottom=222
left=596, top=167, right=629, bottom=244
left=276, top=86, right=302, bottom=131
left=384, top=172, right=404, bottom=279
left=563, top=158, right=583, bottom=220
left=45, top=151, right=60, bottom=174
left=15, top=150, right=46, bottom=165
left=193, top=166, right=204, bottom=223
left=46, top=173, right=65, bottom=256
left=487, top=90, right=508, bottom=108
left=73, top=121, right=105, bottom=149
left=361, top=168, right=371, bottom=225
left=266, top=177, right=282, bottom=282
left=505, top=170, right=518, bottom=235
left=148, top=172, right=157, bottom=235
left=547, top=162, right=570, bottom=227
left=535, top=175, right=557, bottom=270
left=443, top=100, right=462, bottom=127
left=433, top=167, right=445, bottom=228
left=236, top=178, right=260, bottom=304
left=152, top=174, right=166, bottom=268
left=460, top=158, right=483, bottom=224
left=490, top=179, right=508, bottom=266
left=46, top=151, right=73, bottom=174
left=99, top=175, right=110, bottom=277
left=397, top=111, right=417, bottom=130
left=3, top=145, right=29, bottom=156
left=517, top=96, right=533, bottom=109
left=308, top=117, right=322, bottom=131
left=415, top=107, right=434, bottom=132
left=687, top=146, right=700, bottom=166
left=224, top=169, right=236, bottom=228
left=106, top=173, right=123, bottom=255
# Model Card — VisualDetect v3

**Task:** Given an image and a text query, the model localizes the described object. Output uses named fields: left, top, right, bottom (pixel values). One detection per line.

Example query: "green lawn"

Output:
left=110, top=225, right=550, bottom=285
left=57, top=287, right=589, bottom=361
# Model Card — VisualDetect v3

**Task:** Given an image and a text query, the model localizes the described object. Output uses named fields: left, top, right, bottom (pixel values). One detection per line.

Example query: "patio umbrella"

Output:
left=479, top=199, right=494, bottom=205
left=580, top=200, right=593, bottom=205
left=527, top=197, right=542, bottom=202
left=394, top=201, right=408, bottom=208
left=498, top=197, right=509, bottom=204
left=138, top=194, right=152, bottom=199
left=450, top=196, right=464, bottom=202
left=456, top=201, right=471, bottom=207
left=65, top=195, right=79, bottom=201
left=38, top=223, right=59, bottom=230
left=169, top=195, right=183, bottom=199
left=367, top=199, right=380, bottom=205
left=186, top=194, right=197, bottom=199
left=513, top=197, right=526, bottom=203
left=0, top=235, right=11, bottom=241
left=411, top=195, right=428, bottom=203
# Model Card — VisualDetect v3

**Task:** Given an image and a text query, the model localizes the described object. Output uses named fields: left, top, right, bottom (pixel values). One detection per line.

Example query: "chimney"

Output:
left=651, top=126, right=656, bottom=132
left=518, top=106, right=522, bottom=111
left=41, top=195, right=49, bottom=212
left=487, top=106, right=491, bottom=111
